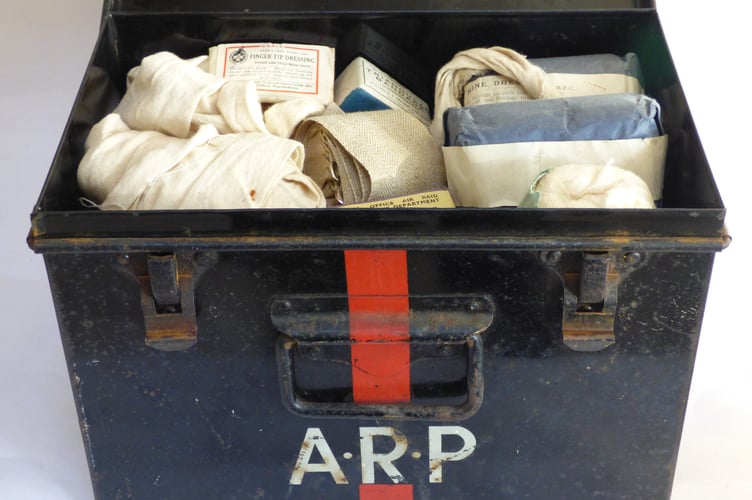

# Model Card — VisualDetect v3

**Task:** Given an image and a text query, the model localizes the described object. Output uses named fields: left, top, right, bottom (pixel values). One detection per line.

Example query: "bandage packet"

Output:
left=206, top=42, right=335, bottom=104
left=462, top=53, right=644, bottom=106
left=445, top=92, right=662, bottom=147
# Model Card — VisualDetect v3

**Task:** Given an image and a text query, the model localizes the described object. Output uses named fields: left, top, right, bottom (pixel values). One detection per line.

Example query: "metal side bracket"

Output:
left=542, top=250, right=646, bottom=352
left=119, top=251, right=217, bottom=351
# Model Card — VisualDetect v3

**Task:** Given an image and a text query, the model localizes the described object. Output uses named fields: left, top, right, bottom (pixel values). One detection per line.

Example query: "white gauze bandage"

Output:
left=78, top=114, right=325, bottom=210
left=430, top=46, right=560, bottom=143
left=115, top=51, right=269, bottom=138
left=521, top=163, right=656, bottom=209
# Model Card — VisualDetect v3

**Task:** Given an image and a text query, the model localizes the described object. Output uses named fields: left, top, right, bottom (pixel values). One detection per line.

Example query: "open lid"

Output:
left=108, top=0, right=656, bottom=14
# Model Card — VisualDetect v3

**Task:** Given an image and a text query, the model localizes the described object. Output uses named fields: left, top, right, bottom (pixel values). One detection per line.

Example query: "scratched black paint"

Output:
left=30, top=2, right=726, bottom=499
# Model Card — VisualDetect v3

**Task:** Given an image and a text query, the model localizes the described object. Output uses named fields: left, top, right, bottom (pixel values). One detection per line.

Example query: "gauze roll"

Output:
left=519, top=163, right=656, bottom=209
left=78, top=114, right=325, bottom=210
left=264, top=97, right=327, bottom=138
left=295, top=109, right=446, bottom=205
left=115, top=51, right=269, bottom=138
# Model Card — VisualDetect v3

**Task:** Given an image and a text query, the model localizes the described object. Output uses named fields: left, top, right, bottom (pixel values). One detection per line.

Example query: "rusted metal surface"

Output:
left=119, top=250, right=217, bottom=351
left=271, top=295, right=494, bottom=341
left=276, top=331, right=486, bottom=421
left=27, top=228, right=732, bottom=254
left=40, top=247, right=718, bottom=498
left=271, top=295, right=490, bottom=420
left=544, top=250, right=647, bottom=352
left=146, top=253, right=181, bottom=310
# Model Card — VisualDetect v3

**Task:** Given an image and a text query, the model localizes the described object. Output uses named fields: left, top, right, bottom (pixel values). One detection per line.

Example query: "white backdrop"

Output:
left=0, top=1, right=747, bottom=498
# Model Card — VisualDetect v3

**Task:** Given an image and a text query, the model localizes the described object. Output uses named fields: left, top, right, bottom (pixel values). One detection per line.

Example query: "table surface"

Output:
left=0, top=1, right=747, bottom=498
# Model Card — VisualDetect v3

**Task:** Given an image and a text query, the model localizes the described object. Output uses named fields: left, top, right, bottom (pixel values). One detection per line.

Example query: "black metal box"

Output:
left=28, top=1, right=729, bottom=498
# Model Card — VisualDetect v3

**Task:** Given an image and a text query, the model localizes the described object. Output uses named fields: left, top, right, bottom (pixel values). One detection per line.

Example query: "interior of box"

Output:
left=32, top=7, right=726, bottom=241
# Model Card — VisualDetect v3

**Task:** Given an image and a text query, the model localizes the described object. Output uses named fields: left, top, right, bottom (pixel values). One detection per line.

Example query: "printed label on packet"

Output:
left=359, top=58, right=431, bottom=124
left=342, top=190, right=456, bottom=208
left=207, top=43, right=335, bottom=103
left=463, top=73, right=643, bottom=106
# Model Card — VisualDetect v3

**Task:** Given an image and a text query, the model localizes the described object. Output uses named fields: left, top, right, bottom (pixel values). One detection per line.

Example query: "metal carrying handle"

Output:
left=271, top=295, right=493, bottom=420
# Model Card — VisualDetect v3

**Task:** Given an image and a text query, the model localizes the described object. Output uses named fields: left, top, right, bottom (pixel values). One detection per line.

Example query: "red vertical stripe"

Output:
left=345, top=250, right=411, bottom=403
left=360, top=484, right=414, bottom=500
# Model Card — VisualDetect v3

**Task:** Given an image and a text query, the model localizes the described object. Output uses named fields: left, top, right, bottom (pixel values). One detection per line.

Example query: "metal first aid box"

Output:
left=28, top=1, right=729, bottom=498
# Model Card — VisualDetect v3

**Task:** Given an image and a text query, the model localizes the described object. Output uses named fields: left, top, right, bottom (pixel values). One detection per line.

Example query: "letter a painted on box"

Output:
left=290, top=427, right=349, bottom=485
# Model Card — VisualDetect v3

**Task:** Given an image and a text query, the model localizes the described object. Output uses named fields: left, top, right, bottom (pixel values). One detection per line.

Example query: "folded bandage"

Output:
left=79, top=51, right=332, bottom=210
left=78, top=114, right=325, bottom=210
left=115, top=51, right=269, bottom=138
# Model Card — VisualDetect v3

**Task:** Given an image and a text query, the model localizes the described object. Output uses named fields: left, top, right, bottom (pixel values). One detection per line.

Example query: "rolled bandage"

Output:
left=263, top=97, right=327, bottom=138
left=519, top=163, right=656, bottom=209
left=295, top=109, right=446, bottom=205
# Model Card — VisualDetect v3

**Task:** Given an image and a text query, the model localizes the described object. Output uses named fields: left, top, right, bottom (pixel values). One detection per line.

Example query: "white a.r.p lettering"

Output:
left=360, top=427, right=408, bottom=484
left=428, top=426, right=477, bottom=483
left=289, top=426, right=477, bottom=485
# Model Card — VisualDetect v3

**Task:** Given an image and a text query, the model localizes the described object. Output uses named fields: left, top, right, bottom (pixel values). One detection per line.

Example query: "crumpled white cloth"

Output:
left=520, top=163, right=656, bottom=209
left=79, top=51, right=330, bottom=209
left=115, top=51, right=324, bottom=139
left=264, top=97, right=327, bottom=138
left=115, top=52, right=269, bottom=138
left=430, top=46, right=561, bottom=144
left=78, top=114, right=326, bottom=210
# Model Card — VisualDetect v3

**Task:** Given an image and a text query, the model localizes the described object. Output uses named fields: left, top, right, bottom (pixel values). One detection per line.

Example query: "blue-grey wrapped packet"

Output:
left=445, top=93, right=663, bottom=147
left=441, top=92, right=668, bottom=207
left=531, top=53, right=643, bottom=79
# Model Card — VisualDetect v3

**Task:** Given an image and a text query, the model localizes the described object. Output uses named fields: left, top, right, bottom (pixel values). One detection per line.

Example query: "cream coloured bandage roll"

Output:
left=264, top=97, right=327, bottom=138
left=294, top=109, right=446, bottom=205
left=78, top=113, right=325, bottom=210
left=520, top=163, right=656, bottom=209
left=115, top=51, right=269, bottom=138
